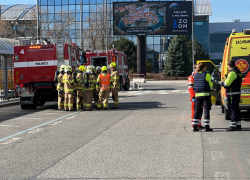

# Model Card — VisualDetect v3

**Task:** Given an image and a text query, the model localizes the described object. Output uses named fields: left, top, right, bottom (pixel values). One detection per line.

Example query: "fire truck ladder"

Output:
left=55, top=39, right=65, bottom=71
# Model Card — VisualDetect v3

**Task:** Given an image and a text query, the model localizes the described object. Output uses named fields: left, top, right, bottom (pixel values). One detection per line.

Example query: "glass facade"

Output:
left=194, top=21, right=209, bottom=54
left=39, top=0, right=203, bottom=73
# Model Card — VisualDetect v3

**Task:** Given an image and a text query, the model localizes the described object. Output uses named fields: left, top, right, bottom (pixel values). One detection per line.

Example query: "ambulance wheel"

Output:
left=123, top=77, right=130, bottom=91
left=21, top=104, right=29, bottom=110
left=224, top=107, right=231, bottom=120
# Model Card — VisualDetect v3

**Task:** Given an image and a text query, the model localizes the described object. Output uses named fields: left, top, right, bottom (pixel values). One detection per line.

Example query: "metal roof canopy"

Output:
left=0, top=38, right=19, bottom=55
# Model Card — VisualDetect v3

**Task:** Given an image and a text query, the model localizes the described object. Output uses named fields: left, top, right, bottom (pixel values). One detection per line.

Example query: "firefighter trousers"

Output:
left=97, top=90, right=110, bottom=109
left=64, top=93, right=75, bottom=111
left=191, top=101, right=203, bottom=127
left=84, top=90, right=93, bottom=111
left=77, top=90, right=84, bottom=109
left=228, top=94, right=241, bottom=126
left=193, top=96, right=211, bottom=127
left=112, top=89, right=119, bottom=108
left=58, top=92, right=65, bottom=110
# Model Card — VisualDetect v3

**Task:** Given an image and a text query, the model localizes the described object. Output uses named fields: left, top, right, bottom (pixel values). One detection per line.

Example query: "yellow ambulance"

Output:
left=198, top=29, right=250, bottom=120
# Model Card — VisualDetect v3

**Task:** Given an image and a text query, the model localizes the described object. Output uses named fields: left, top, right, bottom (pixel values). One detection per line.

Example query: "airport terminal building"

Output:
left=1, top=0, right=250, bottom=72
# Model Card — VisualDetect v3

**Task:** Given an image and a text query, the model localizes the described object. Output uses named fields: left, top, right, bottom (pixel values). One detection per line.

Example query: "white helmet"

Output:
left=96, top=66, right=101, bottom=71
left=86, top=65, right=95, bottom=73
left=60, top=65, right=66, bottom=72
left=65, top=65, right=72, bottom=72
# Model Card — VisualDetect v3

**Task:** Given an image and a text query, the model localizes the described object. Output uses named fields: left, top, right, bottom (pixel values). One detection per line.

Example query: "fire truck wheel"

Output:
left=123, top=77, right=130, bottom=91
left=119, top=77, right=123, bottom=91
left=29, top=104, right=37, bottom=110
left=21, top=104, right=29, bottom=110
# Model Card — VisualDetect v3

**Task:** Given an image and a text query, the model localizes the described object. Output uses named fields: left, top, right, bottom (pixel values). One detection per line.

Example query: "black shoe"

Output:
left=205, top=125, right=213, bottom=132
left=237, top=125, right=242, bottom=131
left=60, top=109, right=65, bottom=111
left=110, top=107, right=118, bottom=109
left=96, top=108, right=101, bottom=110
left=193, top=125, right=199, bottom=132
left=103, top=108, right=107, bottom=110
left=226, top=127, right=237, bottom=131
left=92, top=105, right=97, bottom=109
left=198, top=126, right=205, bottom=130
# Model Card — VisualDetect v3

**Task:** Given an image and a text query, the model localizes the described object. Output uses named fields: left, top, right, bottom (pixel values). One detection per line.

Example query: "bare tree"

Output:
left=84, top=4, right=113, bottom=50
left=0, top=7, right=76, bottom=39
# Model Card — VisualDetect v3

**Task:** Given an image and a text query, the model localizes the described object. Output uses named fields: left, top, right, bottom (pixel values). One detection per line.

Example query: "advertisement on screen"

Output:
left=113, top=1, right=192, bottom=35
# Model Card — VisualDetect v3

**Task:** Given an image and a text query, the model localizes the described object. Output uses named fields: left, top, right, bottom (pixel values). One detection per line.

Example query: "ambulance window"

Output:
left=93, top=57, right=107, bottom=66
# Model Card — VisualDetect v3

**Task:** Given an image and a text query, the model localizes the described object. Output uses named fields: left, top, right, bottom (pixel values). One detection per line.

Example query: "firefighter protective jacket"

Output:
left=75, top=72, right=84, bottom=91
left=96, top=73, right=112, bottom=91
left=62, top=73, right=76, bottom=94
left=57, top=73, right=64, bottom=91
left=84, top=73, right=96, bottom=91
left=111, top=69, right=119, bottom=90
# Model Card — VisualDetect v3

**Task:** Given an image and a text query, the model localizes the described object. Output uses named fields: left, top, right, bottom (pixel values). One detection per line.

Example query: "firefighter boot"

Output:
left=237, top=121, right=242, bottom=131
left=205, top=125, right=213, bottom=132
left=227, top=122, right=237, bottom=131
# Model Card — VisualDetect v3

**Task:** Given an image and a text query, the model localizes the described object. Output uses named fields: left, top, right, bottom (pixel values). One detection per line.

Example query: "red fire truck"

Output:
left=83, top=49, right=130, bottom=91
left=14, top=37, right=81, bottom=110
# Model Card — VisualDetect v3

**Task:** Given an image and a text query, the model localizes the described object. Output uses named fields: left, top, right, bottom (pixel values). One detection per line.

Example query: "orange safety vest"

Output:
left=100, top=73, right=110, bottom=90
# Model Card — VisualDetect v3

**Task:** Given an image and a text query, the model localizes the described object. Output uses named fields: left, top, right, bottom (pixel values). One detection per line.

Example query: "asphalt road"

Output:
left=0, top=80, right=250, bottom=180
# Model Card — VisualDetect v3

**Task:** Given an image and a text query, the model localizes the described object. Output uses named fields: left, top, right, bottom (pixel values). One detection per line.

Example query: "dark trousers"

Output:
left=193, top=96, right=211, bottom=126
left=227, top=94, right=241, bottom=123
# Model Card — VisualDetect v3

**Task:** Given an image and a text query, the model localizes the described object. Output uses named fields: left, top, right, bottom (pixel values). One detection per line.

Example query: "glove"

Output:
left=192, top=98, right=195, bottom=102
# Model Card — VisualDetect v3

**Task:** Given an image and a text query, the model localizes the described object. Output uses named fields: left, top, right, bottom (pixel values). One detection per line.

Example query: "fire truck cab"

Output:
left=14, top=37, right=81, bottom=110
left=83, top=49, right=130, bottom=91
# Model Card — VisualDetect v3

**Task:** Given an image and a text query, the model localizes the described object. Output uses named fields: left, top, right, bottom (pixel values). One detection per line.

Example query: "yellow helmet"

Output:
left=86, top=65, right=94, bottom=73
left=102, top=66, right=108, bottom=72
left=65, top=65, right=72, bottom=72
left=79, top=65, right=85, bottom=72
left=110, top=62, right=116, bottom=67
left=60, top=65, right=66, bottom=72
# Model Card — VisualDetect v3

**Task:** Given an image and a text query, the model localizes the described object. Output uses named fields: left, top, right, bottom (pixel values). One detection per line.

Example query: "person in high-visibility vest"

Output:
left=110, top=62, right=119, bottom=109
left=56, top=65, right=65, bottom=111
left=193, top=63, right=213, bottom=132
left=96, top=66, right=112, bottom=110
left=188, top=64, right=204, bottom=129
left=62, top=65, right=76, bottom=111
left=75, top=65, right=85, bottom=110
left=83, top=65, right=96, bottom=111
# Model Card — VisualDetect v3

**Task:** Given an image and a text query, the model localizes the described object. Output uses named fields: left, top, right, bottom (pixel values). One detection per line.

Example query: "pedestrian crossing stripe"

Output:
left=119, top=90, right=189, bottom=95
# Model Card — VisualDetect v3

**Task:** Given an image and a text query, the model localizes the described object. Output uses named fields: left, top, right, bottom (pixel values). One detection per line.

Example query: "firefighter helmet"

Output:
left=102, top=66, right=108, bottom=72
left=60, top=65, right=66, bottom=72
left=65, top=65, right=72, bottom=72
left=79, top=65, right=85, bottom=72
left=86, top=65, right=94, bottom=73
left=110, top=62, right=117, bottom=67
left=96, top=66, right=101, bottom=71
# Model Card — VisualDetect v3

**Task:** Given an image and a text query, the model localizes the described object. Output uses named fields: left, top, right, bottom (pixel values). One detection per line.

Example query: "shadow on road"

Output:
left=117, top=101, right=176, bottom=110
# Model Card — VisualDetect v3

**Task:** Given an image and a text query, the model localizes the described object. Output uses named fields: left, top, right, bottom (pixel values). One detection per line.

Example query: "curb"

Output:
left=0, top=100, right=19, bottom=108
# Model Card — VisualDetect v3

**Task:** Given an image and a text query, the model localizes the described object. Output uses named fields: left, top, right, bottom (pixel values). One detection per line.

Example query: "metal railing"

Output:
left=0, top=54, right=16, bottom=101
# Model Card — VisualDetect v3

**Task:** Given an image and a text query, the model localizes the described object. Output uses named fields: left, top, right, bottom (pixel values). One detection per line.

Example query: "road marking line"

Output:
left=0, top=125, right=20, bottom=127
left=49, top=121, right=62, bottom=125
left=28, top=128, right=43, bottom=134
left=1, top=138, right=21, bottom=145
left=215, top=172, right=230, bottom=178
left=172, top=90, right=181, bottom=92
left=0, top=112, right=78, bottom=143
left=208, top=137, right=219, bottom=144
left=211, top=151, right=224, bottom=160
left=66, top=115, right=77, bottom=120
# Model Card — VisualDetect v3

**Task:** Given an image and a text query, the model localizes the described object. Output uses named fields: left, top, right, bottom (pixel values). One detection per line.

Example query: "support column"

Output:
left=137, top=35, right=146, bottom=77
left=136, top=0, right=146, bottom=78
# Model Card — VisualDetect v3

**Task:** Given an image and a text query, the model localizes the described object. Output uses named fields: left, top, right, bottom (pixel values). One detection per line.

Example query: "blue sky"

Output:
left=2, top=0, right=250, bottom=23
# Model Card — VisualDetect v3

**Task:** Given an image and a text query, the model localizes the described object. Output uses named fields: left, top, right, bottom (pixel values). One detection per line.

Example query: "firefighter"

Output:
left=56, top=65, right=65, bottom=111
left=75, top=65, right=85, bottom=110
left=62, top=65, right=76, bottom=111
left=93, top=66, right=102, bottom=109
left=83, top=65, right=96, bottom=111
left=96, top=66, right=112, bottom=110
left=193, top=62, right=213, bottom=132
left=188, top=64, right=204, bottom=129
left=220, top=60, right=243, bottom=131
left=110, top=62, right=119, bottom=109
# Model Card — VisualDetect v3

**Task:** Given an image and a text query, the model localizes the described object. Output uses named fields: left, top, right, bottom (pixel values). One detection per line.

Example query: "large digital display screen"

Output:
left=113, top=1, right=192, bottom=35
